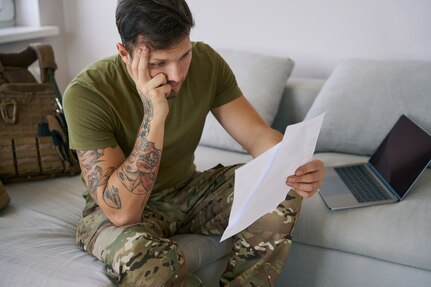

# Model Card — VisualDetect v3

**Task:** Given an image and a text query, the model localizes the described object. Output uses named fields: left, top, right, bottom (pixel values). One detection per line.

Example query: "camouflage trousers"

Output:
left=75, top=164, right=303, bottom=287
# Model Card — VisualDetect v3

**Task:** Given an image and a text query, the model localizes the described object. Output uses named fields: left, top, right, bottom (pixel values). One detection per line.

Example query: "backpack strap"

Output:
left=29, top=44, right=57, bottom=83
left=29, top=44, right=63, bottom=110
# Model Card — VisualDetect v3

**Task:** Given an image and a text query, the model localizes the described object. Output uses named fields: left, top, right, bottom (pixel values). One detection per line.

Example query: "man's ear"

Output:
left=116, top=43, right=131, bottom=64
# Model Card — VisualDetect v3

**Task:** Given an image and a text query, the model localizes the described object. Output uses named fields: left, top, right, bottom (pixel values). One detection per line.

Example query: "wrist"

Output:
left=148, top=112, right=168, bottom=122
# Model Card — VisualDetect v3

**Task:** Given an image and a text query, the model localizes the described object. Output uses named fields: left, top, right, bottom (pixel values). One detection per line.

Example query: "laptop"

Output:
left=319, top=114, right=431, bottom=210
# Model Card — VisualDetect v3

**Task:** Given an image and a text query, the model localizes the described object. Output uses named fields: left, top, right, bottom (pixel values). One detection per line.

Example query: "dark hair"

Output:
left=116, top=0, right=194, bottom=52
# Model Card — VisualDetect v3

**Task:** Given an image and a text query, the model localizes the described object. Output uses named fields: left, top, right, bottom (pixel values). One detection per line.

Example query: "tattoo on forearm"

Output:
left=103, top=185, right=122, bottom=209
left=140, top=97, right=153, bottom=138
left=118, top=164, right=141, bottom=193
left=77, top=96, right=162, bottom=212
left=77, top=150, right=115, bottom=203
left=118, top=140, right=161, bottom=194
left=117, top=97, right=162, bottom=195
left=136, top=140, right=161, bottom=192
left=77, top=149, right=104, bottom=172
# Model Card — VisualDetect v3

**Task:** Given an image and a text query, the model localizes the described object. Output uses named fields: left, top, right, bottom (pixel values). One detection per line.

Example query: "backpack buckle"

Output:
left=0, top=99, right=17, bottom=124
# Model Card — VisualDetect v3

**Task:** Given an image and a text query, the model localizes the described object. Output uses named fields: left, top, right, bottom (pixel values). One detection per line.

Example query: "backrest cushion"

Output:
left=272, top=78, right=324, bottom=133
left=305, top=59, right=431, bottom=155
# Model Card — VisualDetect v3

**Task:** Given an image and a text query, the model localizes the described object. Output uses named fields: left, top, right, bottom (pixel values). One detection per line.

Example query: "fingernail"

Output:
left=296, top=169, right=303, bottom=176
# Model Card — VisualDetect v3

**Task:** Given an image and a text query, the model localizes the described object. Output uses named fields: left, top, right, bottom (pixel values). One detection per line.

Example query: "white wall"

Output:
left=187, top=0, right=431, bottom=78
left=62, top=0, right=431, bottom=80
left=2, top=0, right=431, bottom=89
left=62, top=0, right=119, bottom=82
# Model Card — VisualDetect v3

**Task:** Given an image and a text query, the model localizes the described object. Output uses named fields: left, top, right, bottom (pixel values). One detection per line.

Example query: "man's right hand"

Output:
left=129, top=47, right=170, bottom=120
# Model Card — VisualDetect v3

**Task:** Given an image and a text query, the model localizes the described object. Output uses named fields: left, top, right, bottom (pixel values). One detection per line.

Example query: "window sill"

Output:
left=0, top=26, right=59, bottom=44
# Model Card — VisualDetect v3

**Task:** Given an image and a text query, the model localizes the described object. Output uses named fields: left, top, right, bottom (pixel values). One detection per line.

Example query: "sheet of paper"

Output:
left=220, top=113, right=325, bottom=242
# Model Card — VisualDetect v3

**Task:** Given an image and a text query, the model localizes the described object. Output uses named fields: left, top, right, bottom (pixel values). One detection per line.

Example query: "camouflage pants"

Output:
left=75, top=164, right=303, bottom=287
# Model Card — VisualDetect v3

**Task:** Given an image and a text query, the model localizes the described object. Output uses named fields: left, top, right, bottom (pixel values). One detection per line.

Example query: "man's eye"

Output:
left=149, top=62, right=164, bottom=68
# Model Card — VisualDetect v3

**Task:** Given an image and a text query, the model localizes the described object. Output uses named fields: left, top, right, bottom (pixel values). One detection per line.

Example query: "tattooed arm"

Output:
left=77, top=46, right=171, bottom=226
left=77, top=101, right=166, bottom=226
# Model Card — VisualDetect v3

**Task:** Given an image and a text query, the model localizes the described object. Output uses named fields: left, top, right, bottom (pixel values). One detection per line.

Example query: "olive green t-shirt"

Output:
left=63, top=42, right=242, bottom=193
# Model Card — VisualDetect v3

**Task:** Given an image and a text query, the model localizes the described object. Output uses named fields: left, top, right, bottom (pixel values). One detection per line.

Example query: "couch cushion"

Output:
left=272, top=77, right=325, bottom=132
left=200, top=49, right=295, bottom=153
left=305, top=59, right=431, bottom=155
left=295, top=152, right=431, bottom=272
left=0, top=176, right=113, bottom=287
left=0, top=176, right=231, bottom=287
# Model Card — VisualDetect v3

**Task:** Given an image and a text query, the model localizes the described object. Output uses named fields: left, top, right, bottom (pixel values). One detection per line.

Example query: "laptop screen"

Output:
left=369, top=115, right=431, bottom=199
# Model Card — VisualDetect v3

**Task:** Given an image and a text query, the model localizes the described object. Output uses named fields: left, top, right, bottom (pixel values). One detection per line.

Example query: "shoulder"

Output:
left=189, top=41, right=230, bottom=77
left=191, top=41, right=223, bottom=64
left=64, top=55, right=132, bottom=104
left=69, top=55, right=126, bottom=88
left=192, top=41, right=216, bottom=56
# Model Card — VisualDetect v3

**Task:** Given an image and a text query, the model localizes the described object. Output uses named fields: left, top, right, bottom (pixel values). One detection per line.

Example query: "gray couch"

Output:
left=194, top=60, right=431, bottom=287
left=1, top=54, right=431, bottom=287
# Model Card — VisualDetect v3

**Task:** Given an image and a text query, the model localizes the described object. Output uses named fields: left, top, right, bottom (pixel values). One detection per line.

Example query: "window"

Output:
left=0, top=0, right=58, bottom=44
left=0, top=0, right=16, bottom=28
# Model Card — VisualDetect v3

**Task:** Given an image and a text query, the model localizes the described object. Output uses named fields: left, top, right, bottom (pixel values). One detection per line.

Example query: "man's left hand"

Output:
left=286, top=159, right=325, bottom=198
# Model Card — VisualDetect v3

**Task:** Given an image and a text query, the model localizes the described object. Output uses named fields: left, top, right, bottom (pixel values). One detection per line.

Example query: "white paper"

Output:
left=220, top=113, right=325, bottom=242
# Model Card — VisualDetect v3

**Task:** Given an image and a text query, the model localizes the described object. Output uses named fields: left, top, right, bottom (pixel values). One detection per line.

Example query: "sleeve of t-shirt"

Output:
left=63, top=81, right=119, bottom=151
left=209, top=47, right=243, bottom=110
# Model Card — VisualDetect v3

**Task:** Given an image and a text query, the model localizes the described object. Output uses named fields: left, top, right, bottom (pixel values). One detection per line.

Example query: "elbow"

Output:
left=249, top=128, right=282, bottom=157
left=108, top=212, right=141, bottom=227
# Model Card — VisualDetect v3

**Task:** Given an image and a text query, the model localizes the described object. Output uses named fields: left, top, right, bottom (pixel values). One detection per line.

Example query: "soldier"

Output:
left=63, top=0, right=325, bottom=286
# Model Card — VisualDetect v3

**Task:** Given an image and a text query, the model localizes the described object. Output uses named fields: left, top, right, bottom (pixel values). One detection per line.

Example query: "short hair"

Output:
left=116, top=0, right=195, bottom=52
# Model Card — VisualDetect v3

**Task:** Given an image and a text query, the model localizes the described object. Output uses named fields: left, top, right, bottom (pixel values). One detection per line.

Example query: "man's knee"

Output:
left=108, top=236, right=186, bottom=286
left=254, top=191, right=303, bottom=239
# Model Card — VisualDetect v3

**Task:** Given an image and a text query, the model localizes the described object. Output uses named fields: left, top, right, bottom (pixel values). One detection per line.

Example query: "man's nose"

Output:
left=166, top=63, right=182, bottom=82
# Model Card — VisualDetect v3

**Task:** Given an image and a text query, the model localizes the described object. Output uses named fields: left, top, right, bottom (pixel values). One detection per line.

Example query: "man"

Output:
left=63, top=0, right=325, bottom=286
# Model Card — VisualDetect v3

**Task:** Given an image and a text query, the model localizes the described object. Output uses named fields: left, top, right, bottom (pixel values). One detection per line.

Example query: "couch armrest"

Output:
left=272, top=77, right=325, bottom=133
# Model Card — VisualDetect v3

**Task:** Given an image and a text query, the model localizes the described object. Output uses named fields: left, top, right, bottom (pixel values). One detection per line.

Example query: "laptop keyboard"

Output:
left=334, top=165, right=391, bottom=203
